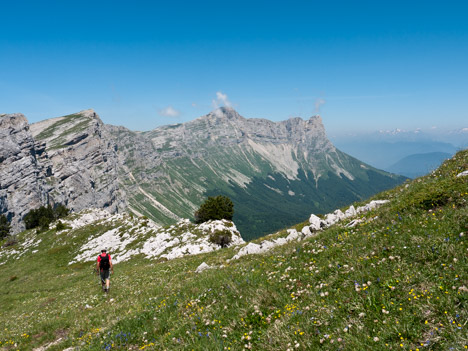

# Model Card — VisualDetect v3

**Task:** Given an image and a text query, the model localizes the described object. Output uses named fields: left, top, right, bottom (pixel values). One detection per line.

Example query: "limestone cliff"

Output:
left=0, top=113, right=51, bottom=232
left=0, top=110, right=125, bottom=233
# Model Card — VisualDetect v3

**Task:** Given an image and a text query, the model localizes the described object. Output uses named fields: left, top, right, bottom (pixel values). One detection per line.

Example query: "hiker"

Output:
left=96, top=249, right=113, bottom=293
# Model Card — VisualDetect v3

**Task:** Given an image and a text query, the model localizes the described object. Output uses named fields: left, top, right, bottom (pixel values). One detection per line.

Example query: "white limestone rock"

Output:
left=309, top=214, right=322, bottom=230
left=68, top=216, right=245, bottom=265
left=231, top=243, right=263, bottom=260
left=286, top=229, right=300, bottom=241
left=195, top=262, right=211, bottom=273
left=457, top=170, right=468, bottom=177
left=344, top=205, right=357, bottom=217
left=324, top=209, right=345, bottom=226
left=229, top=199, right=391, bottom=261
left=356, top=200, right=389, bottom=213
left=301, top=225, right=312, bottom=237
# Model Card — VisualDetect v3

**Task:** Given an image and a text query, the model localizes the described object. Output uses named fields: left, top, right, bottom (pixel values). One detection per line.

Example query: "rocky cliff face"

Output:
left=0, top=110, right=125, bottom=233
left=30, top=109, right=126, bottom=215
left=0, top=113, right=51, bottom=232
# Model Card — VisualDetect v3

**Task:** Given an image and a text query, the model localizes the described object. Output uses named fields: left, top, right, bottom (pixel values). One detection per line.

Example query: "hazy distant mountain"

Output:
left=1, top=108, right=406, bottom=238
left=332, top=127, right=466, bottom=172
left=333, top=140, right=458, bottom=170
left=386, top=152, right=452, bottom=178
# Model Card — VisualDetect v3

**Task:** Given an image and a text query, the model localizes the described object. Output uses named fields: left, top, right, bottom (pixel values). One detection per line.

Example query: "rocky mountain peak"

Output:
left=0, top=113, right=29, bottom=131
left=78, top=108, right=98, bottom=118
left=204, top=106, right=244, bottom=121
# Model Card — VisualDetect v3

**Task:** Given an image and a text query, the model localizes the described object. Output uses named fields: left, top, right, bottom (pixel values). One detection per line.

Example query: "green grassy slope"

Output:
left=34, top=113, right=93, bottom=150
left=1, top=150, right=467, bottom=350
left=121, top=140, right=406, bottom=240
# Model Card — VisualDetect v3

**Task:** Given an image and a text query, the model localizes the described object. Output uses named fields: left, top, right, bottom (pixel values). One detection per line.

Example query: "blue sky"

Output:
left=1, top=0, right=467, bottom=134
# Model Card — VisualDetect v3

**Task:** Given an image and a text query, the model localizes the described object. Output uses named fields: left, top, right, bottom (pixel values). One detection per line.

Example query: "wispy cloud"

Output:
left=314, top=98, right=326, bottom=113
left=212, top=91, right=232, bottom=109
left=158, top=105, right=181, bottom=117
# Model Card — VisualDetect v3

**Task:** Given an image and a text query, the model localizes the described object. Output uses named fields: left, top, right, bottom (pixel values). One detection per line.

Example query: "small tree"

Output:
left=24, top=204, right=70, bottom=230
left=194, top=195, right=234, bottom=224
left=54, top=204, right=70, bottom=219
left=0, top=214, right=11, bottom=239
left=38, top=216, right=50, bottom=232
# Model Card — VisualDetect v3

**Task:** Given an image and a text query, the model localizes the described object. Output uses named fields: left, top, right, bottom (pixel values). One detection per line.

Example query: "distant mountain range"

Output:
left=386, top=152, right=452, bottom=178
left=332, top=127, right=468, bottom=178
left=0, top=108, right=406, bottom=239
left=333, top=140, right=458, bottom=170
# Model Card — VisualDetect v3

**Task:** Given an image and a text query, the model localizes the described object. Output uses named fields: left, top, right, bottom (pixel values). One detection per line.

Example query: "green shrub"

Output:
left=0, top=214, right=10, bottom=239
left=55, top=220, right=66, bottom=231
left=54, top=204, right=70, bottom=219
left=208, top=229, right=232, bottom=248
left=39, top=217, right=50, bottom=232
left=194, top=195, right=234, bottom=224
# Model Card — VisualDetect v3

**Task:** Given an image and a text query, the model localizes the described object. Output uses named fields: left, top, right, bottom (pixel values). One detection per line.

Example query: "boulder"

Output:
left=344, top=205, right=357, bottom=217
left=195, top=262, right=211, bottom=273
left=301, top=225, right=312, bottom=237
left=286, top=229, right=300, bottom=241
left=309, top=214, right=322, bottom=230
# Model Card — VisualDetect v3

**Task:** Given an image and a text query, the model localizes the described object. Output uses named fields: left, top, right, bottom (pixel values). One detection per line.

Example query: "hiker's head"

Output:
left=101, top=249, right=107, bottom=253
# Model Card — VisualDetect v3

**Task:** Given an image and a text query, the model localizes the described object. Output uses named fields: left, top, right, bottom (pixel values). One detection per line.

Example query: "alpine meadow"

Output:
left=0, top=149, right=467, bottom=350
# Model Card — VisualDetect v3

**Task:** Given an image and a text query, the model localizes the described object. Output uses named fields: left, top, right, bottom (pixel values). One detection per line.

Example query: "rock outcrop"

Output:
left=0, top=110, right=125, bottom=233
left=0, top=113, right=51, bottom=232
left=229, top=199, right=390, bottom=261
left=30, top=109, right=126, bottom=215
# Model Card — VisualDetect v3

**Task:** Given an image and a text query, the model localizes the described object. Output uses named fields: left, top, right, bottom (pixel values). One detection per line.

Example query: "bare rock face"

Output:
left=0, top=113, right=51, bottom=232
left=30, top=109, right=126, bottom=215
left=0, top=110, right=125, bottom=233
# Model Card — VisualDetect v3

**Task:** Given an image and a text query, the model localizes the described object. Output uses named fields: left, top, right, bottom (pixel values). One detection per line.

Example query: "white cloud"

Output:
left=212, top=91, right=232, bottom=109
left=158, top=106, right=180, bottom=117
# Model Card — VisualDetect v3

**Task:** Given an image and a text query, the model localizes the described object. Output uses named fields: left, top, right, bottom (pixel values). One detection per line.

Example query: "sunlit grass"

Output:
left=0, top=150, right=467, bottom=350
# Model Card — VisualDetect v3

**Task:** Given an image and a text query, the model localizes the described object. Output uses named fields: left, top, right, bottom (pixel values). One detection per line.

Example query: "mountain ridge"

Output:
left=108, top=107, right=405, bottom=239
left=1, top=108, right=405, bottom=238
